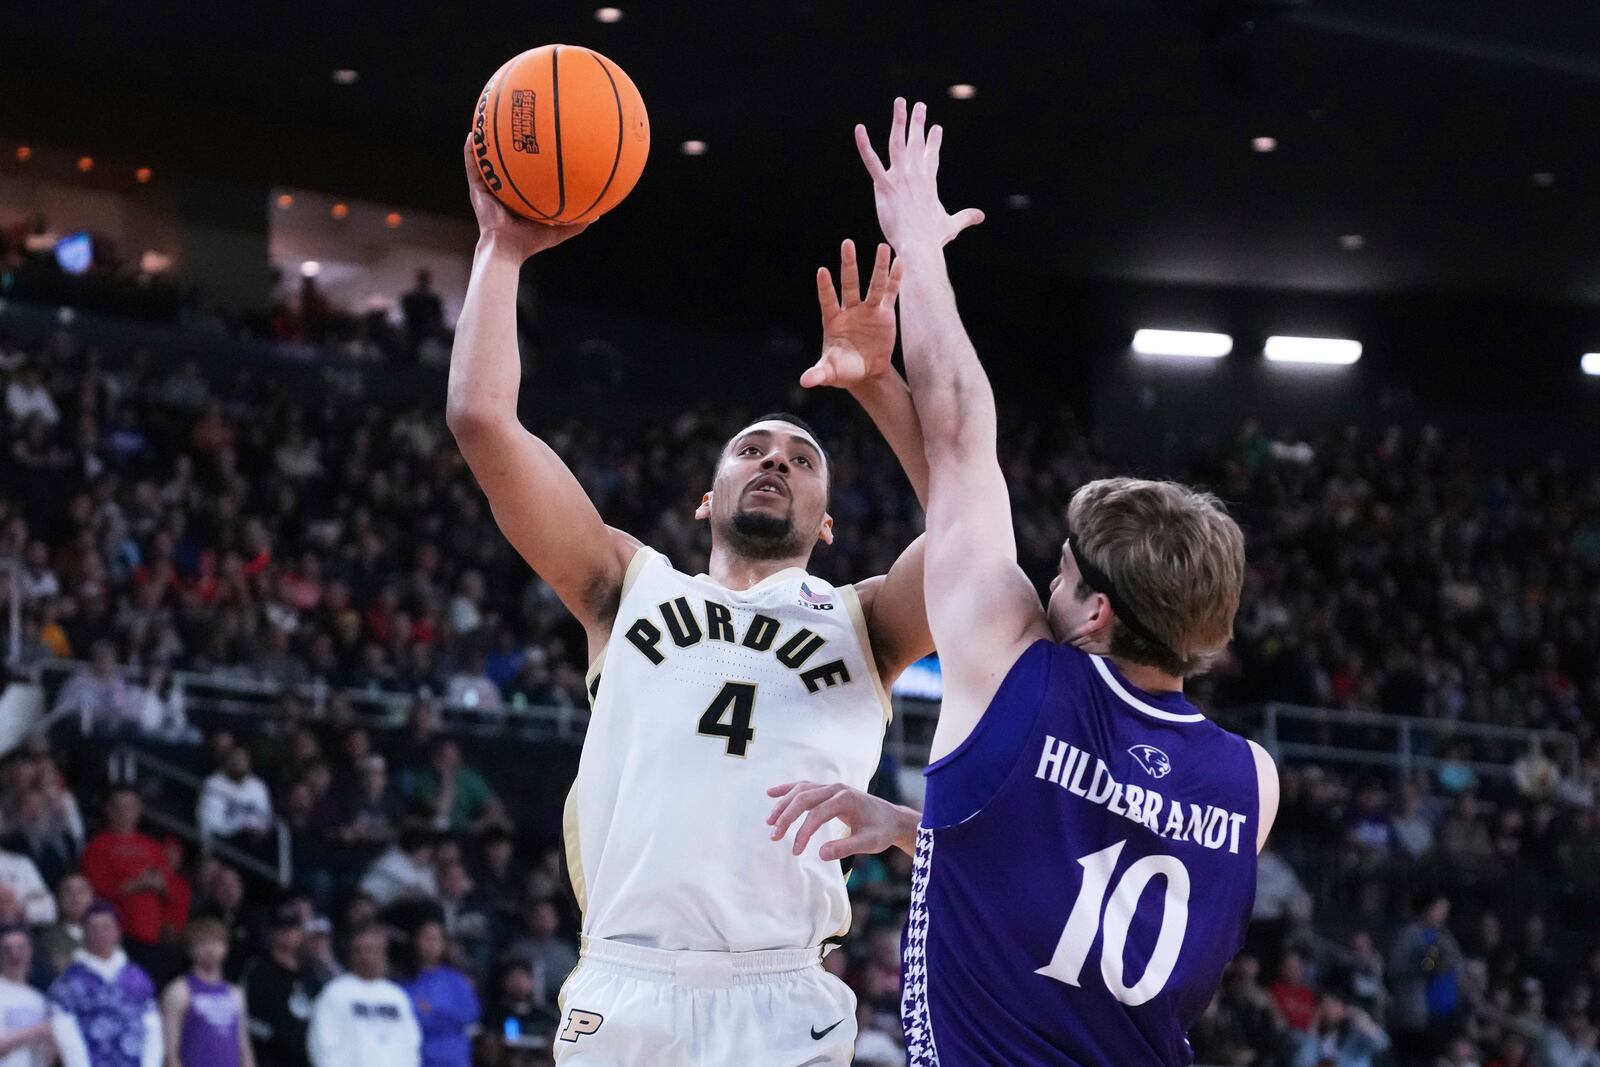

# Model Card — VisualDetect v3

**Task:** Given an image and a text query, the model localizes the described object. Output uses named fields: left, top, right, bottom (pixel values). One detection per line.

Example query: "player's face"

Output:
left=707, top=422, right=832, bottom=560
left=1047, top=540, right=1108, bottom=650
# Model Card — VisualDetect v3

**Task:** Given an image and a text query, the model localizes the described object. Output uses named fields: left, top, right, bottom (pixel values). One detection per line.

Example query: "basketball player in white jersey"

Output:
left=448, top=137, right=935, bottom=1065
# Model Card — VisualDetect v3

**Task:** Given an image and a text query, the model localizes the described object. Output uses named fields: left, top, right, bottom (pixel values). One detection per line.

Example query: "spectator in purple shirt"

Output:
left=401, top=921, right=478, bottom=1067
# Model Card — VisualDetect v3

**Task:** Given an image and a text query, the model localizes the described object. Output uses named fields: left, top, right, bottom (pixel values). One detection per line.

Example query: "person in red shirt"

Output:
left=1271, top=949, right=1319, bottom=1034
left=80, top=789, right=177, bottom=945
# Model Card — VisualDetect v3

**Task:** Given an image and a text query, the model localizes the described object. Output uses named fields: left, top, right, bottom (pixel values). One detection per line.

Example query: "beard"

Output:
left=725, top=508, right=805, bottom=561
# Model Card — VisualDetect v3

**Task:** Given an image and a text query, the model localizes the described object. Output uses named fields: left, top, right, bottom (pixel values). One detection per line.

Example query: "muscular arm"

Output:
left=859, top=100, right=1049, bottom=760
left=446, top=138, right=638, bottom=650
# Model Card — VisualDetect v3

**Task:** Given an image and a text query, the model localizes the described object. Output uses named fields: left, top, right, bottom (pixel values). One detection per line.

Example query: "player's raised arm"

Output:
left=858, top=99, right=1050, bottom=759
left=446, top=135, right=639, bottom=646
left=801, top=239, right=933, bottom=683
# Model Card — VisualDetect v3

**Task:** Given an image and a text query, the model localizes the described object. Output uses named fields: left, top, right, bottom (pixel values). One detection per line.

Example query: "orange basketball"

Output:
left=470, top=45, right=649, bottom=225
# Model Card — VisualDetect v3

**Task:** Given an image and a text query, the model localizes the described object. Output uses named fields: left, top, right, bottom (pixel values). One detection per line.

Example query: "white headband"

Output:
left=731, top=420, right=826, bottom=459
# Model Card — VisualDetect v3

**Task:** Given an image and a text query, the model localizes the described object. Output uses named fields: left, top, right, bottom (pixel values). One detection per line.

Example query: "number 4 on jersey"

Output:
left=698, top=682, right=757, bottom=757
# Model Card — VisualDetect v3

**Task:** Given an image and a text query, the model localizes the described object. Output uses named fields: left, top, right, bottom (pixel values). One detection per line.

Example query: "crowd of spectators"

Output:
left=0, top=319, right=1598, bottom=1065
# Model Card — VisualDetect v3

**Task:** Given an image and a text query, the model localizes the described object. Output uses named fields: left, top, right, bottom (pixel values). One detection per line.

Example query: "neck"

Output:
left=193, top=964, right=222, bottom=983
left=706, top=543, right=808, bottom=591
left=1, top=964, right=25, bottom=983
left=273, top=947, right=297, bottom=968
left=1111, top=656, right=1183, bottom=695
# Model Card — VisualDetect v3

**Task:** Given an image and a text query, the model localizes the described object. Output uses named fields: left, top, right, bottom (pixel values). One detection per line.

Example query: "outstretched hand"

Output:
left=801, top=240, right=906, bottom=390
left=766, top=780, right=920, bottom=860
left=855, top=98, right=984, bottom=255
left=462, top=133, right=588, bottom=258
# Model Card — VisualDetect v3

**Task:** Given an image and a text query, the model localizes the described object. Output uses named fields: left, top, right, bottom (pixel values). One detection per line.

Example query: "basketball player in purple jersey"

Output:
left=161, top=917, right=254, bottom=1067
left=769, top=99, right=1280, bottom=1065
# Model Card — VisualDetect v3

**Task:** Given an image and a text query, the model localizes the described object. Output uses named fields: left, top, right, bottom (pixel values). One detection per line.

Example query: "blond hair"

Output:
left=1065, top=477, right=1245, bottom=677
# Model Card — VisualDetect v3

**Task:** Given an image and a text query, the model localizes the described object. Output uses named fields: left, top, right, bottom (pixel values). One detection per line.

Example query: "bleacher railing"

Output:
left=1235, top=702, right=1580, bottom=782
left=107, top=745, right=293, bottom=888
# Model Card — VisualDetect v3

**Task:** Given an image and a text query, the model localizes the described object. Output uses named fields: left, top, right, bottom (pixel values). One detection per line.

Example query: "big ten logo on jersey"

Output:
left=622, top=596, right=853, bottom=696
left=558, top=1009, right=604, bottom=1043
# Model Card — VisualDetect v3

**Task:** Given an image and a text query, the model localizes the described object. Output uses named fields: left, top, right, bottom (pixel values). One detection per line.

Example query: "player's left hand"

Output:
left=801, top=240, right=905, bottom=390
left=766, top=780, right=920, bottom=860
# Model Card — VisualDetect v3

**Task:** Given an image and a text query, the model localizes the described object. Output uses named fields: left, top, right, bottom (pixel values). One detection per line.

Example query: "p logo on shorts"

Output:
left=559, top=1009, right=605, bottom=1043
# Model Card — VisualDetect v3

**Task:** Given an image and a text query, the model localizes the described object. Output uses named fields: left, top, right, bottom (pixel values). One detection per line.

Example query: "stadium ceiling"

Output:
left=6, top=0, right=1600, bottom=319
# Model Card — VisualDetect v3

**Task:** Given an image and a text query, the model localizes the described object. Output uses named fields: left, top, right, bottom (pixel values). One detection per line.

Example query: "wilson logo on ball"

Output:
left=472, top=81, right=504, bottom=193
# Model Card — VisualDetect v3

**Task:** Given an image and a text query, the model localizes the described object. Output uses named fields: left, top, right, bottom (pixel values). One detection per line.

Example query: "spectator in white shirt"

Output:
left=5, top=367, right=59, bottom=429
left=50, top=644, right=141, bottom=740
left=0, top=926, right=53, bottom=1067
left=307, top=926, right=419, bottom=1067
left=197, top=748, right=274, bottom=851
left=0, top=850, right=56, bottom=926
left=357, top=831, right=437, bottom=909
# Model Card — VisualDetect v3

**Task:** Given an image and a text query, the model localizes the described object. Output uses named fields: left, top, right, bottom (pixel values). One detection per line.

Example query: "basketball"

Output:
left=470, top=45, right=649, bottom=225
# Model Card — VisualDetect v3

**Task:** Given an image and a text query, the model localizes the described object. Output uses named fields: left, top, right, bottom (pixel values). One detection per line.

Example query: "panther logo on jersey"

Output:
left=1128, top=744, right=1172, bottom=779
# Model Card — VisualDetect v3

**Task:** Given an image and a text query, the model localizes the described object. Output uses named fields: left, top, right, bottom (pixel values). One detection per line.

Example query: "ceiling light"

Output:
left=330, top=203, right=349, bottom=219
left=1339, top=234, right=1364, bottom=250
left=679, top=140, right=707, bottom=156
left=301, top=261, right=321, bottom=278
left=947, top=84, right=976, bottom=100
left=385, top=212, right=403, bottom=228
left=14, top=146, right=31, bottom=162
left=1132, top=329, right=1233, bottom=358
left=276, top=194, right=294, bottom=209
left=1007, top=193, right=1031, bottom=209
left=594, top=6, right=623, bottom=21
left=57, top=307, right=75, bottom=325
left=332, top=69, right=360, bottom=85
left=1252, top=136, right=1277, bottom=153
left=1264, top=336, right=1362, bottom=365
left=77, top=156, right=94, bottom=173
left=1582, top=353, right=1600, bottom=377
left=1532, top=172, right=1555, bottom=188
left=134, top=167, right=153, bottom=184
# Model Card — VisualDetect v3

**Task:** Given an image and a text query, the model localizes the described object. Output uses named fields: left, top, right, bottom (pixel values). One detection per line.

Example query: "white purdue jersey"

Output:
left=564, top=545, right=890, bottom=952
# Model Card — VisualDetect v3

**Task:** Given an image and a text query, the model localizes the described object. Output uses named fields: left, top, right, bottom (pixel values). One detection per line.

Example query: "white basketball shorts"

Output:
left=553, top=936, right=858, bottom=1066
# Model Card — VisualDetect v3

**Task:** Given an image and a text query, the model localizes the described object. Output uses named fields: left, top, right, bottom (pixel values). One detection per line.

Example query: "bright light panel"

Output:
left=1132, top=329, right=1233, bottom=358
left=1264, top=336, right=1362, bottom=365
left=1583, top=353, right=1600, bottom=376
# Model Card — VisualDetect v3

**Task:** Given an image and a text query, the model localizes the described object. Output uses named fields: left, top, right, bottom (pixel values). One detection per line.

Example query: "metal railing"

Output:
left=1243, top=702, right=1580, bottom=781
left=107, top=745, right=292, bottom=888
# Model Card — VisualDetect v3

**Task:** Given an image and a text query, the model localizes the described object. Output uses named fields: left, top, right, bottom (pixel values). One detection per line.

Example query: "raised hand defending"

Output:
left=801, top=239, right=906, bottom=390
left=855, top=98, right=985, bottom=256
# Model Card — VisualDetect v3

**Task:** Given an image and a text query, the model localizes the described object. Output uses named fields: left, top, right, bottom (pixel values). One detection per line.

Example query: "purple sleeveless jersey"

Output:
left=902, top=641, right=1259, bottom=1066
left=181, top=974, right=242, bottom=1067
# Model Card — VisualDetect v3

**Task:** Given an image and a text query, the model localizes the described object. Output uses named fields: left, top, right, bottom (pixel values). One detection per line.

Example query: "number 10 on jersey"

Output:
left=698, top=681, right=758, bottom=757
left=1036, top=840, right=1191, bottom=1007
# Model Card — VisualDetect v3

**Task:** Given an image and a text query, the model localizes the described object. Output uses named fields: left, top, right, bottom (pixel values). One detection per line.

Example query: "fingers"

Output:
left=839, top=240, right=861, bottom=307
left=907, top=100, right=928, bottom=156
left=855, top=125, right=887, bottom=183
left=819, top=836, right=878, bottom=863
left=925, top=124, right=942, bottom=175
left=799, top=359, right=834, bottom=390
left=865, top=243, right=897, bottom=306
left=769, top=784, right=839, bottom=841
left=815, top=266, right=839, bottom=320
left=883, top=256, right=907, bottom=304
left=887, top=97, right=907, bottom=167
left=792, top=794, right=851, bottom=855
left=767, top=781, right=819, bottom=826
left=950, top=208, right=986, bottom=237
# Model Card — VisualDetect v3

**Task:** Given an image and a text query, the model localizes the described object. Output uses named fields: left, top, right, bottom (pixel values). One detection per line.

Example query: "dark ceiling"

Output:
left=7, top=0, right=1600, bottom=326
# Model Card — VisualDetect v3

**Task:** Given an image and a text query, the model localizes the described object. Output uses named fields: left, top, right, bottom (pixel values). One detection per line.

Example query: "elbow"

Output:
left=445, top=403, right=507, bottom=444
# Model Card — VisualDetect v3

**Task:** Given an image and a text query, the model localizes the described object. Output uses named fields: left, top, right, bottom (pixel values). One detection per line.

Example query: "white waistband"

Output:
left=579, top=936, right=822, bottom=986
